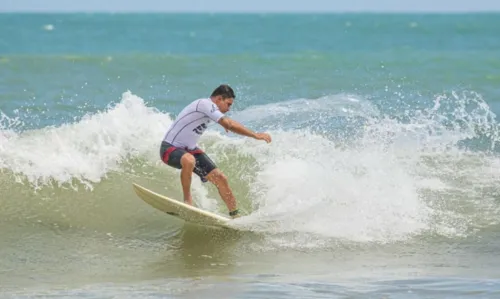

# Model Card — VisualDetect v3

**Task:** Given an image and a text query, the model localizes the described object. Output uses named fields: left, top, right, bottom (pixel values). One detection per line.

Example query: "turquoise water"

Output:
left=1, top=13, right=500, bottom=298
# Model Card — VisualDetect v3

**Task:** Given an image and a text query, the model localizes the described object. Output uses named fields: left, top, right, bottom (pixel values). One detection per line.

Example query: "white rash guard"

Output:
left=162, top=98, right=224, bottom=150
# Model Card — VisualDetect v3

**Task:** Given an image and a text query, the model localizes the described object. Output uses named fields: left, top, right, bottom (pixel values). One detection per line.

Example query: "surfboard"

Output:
left=131, top=183, right=233, bottom=229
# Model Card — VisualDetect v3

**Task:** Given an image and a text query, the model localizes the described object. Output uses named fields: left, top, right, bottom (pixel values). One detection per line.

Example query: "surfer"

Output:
left=159, top=84, right=272, bottom=218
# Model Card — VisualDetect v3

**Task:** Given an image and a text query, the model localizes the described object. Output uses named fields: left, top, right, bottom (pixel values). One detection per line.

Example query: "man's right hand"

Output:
left=255, top=133, right=272, bottom=143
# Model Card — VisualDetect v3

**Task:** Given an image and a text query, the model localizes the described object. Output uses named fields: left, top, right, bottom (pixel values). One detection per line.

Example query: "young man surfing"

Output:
left=159, top=84, right=272, bottom=218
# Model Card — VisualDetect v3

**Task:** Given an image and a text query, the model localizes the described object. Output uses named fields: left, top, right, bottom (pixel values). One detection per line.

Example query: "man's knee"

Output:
left=180, top=154, right=196, bottom=169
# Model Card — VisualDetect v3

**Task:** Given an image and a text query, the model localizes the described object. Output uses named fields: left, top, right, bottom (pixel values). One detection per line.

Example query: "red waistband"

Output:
left=162, top=145, right=204, bottom=164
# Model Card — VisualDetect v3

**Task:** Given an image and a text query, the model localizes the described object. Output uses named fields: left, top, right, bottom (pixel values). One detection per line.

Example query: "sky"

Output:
left=2, top=0, right=500, bottom=13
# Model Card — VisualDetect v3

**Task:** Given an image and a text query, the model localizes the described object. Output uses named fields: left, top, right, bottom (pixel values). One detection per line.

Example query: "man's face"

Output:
left=216, top=96, right=234, bottom=113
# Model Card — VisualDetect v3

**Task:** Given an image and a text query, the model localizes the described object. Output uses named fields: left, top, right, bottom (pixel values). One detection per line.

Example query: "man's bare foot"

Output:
left=184, top=195, right=193, bottom=206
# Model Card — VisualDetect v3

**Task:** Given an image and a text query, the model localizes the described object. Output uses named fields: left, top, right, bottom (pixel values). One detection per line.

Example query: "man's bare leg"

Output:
left=205, top=169, right=238, bottom=216
left=180, top=153, right=196, bottom=205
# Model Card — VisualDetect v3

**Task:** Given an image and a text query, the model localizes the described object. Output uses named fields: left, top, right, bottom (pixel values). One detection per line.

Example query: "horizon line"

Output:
left=1, top=10, right=500, bottom=14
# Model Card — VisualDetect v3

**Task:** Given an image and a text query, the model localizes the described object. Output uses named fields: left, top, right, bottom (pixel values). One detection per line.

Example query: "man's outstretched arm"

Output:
left=218, top=117, right=272, bottom=143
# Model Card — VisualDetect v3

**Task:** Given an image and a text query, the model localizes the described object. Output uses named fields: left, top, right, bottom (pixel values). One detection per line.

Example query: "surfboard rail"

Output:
left=131, top=183, right=233, bottom=229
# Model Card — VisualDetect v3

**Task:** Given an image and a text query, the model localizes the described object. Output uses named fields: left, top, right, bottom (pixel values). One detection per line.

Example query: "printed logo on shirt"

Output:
left=193, top=123, right=208, bottom=135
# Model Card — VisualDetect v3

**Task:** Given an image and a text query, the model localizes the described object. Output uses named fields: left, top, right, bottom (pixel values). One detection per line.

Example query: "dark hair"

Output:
left=211, top=84, right=235, bottom=99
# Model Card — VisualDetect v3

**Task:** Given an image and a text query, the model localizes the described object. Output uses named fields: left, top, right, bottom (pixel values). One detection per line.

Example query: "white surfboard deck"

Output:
left=132, top=183, right=234, bottom=229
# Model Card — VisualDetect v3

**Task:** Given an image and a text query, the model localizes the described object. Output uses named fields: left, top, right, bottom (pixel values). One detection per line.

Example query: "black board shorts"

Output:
left=159, top=141, right=217, bottom=183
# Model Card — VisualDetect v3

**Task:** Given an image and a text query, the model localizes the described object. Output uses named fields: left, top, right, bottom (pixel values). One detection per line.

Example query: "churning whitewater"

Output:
left=1, top=90, right=499, bottom=249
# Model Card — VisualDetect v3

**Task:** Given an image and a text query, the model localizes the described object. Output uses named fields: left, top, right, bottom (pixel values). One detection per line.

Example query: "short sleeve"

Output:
left=196, top=98, right=224, bottom=122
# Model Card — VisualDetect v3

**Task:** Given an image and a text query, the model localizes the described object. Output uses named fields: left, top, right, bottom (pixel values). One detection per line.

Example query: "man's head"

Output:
left=210, top=84, right=235, bottom=113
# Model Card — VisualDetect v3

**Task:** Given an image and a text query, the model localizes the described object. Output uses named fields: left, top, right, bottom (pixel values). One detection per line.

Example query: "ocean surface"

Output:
left=1, top=13, right=500, bottom=298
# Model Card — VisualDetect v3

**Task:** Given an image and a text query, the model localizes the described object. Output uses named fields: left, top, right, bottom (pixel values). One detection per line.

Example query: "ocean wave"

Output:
left=1, top=90, right=499, bottom=247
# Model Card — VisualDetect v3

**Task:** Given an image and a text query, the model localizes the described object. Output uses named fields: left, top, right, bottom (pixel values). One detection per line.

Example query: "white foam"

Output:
left=0, top=91, right=171, bottom=189
left=1, top=90, right=499, bottom=246
left=43, top=24, right=54, bottom=31
left=227, top=90, right=500, bottom=245
left=226, top=129, right=430, bottom=244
